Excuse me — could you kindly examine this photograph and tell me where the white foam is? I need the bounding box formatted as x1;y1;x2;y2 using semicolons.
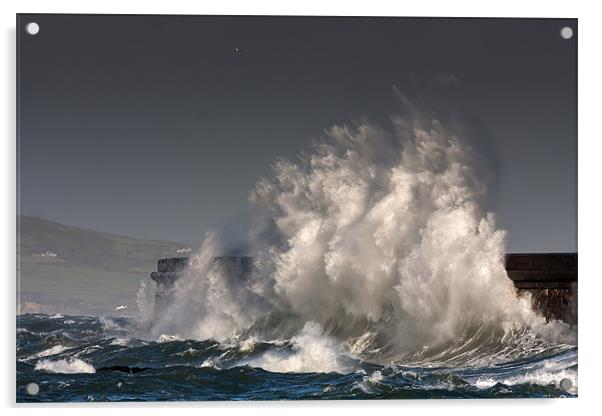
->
200;356;220;368
157;334;181;343
109;337;129;346
250;322;347;374
35;345;67;358
364;370;384;384
239;336;257;353
503;368;575;389
142;96;575;363
473;358;578;391
35;358;96;374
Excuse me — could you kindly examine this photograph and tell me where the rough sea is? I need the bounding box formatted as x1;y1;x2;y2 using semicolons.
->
16;313;577;402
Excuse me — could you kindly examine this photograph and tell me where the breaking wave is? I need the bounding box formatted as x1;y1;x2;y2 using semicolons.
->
245;322;350;374
142;96;575;368
35;358;96;374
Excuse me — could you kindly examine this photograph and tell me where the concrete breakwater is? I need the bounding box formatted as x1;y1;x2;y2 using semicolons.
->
151;253;577;325
505;253;577;325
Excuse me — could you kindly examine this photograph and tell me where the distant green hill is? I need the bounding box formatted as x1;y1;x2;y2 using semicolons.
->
17;216;193;315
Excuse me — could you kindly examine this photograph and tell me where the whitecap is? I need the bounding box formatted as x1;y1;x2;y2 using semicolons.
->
363;370;384;384
35;345;68;358
109;337;129;346
249;322;350;374
35;358;96;374
200;356;221;368
157;334;181;343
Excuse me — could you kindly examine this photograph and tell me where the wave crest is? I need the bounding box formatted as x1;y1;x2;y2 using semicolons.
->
143;97;575;366
35;358;96;374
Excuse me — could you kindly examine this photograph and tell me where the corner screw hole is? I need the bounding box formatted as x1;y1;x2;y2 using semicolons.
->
560;26;573;40
25;22;40;36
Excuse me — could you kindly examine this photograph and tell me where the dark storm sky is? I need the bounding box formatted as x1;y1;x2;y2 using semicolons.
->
17;15;577;252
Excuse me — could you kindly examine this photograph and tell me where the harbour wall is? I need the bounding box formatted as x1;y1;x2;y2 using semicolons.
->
505;253;577;325
151;253;577;325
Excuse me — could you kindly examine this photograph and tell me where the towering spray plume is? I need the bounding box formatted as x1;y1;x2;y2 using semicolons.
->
142;97;574;367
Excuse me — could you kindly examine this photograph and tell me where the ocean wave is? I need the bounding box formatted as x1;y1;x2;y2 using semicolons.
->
17;314;578;400
246;322;351;374
140;97;575;367
34;358;96;374
34;345;68;358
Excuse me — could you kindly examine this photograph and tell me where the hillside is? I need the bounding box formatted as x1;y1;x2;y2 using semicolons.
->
17;216;193;315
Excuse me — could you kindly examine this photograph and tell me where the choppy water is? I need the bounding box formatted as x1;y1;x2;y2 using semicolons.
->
17;313;577;401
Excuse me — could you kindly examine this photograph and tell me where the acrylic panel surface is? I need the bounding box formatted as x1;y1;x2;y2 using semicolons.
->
16;14;577;401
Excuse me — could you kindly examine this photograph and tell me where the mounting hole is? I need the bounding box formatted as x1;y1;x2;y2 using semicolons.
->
25;22;40;36
560;378;573;392
560;26;573;40
25;382;39;395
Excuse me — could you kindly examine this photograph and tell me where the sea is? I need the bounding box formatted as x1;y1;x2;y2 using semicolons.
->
17;313;577;402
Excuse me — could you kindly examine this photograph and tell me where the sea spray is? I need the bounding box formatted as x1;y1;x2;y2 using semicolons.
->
143;97;575;366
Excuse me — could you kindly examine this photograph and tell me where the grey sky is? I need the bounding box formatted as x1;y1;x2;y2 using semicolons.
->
17;15;577;252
